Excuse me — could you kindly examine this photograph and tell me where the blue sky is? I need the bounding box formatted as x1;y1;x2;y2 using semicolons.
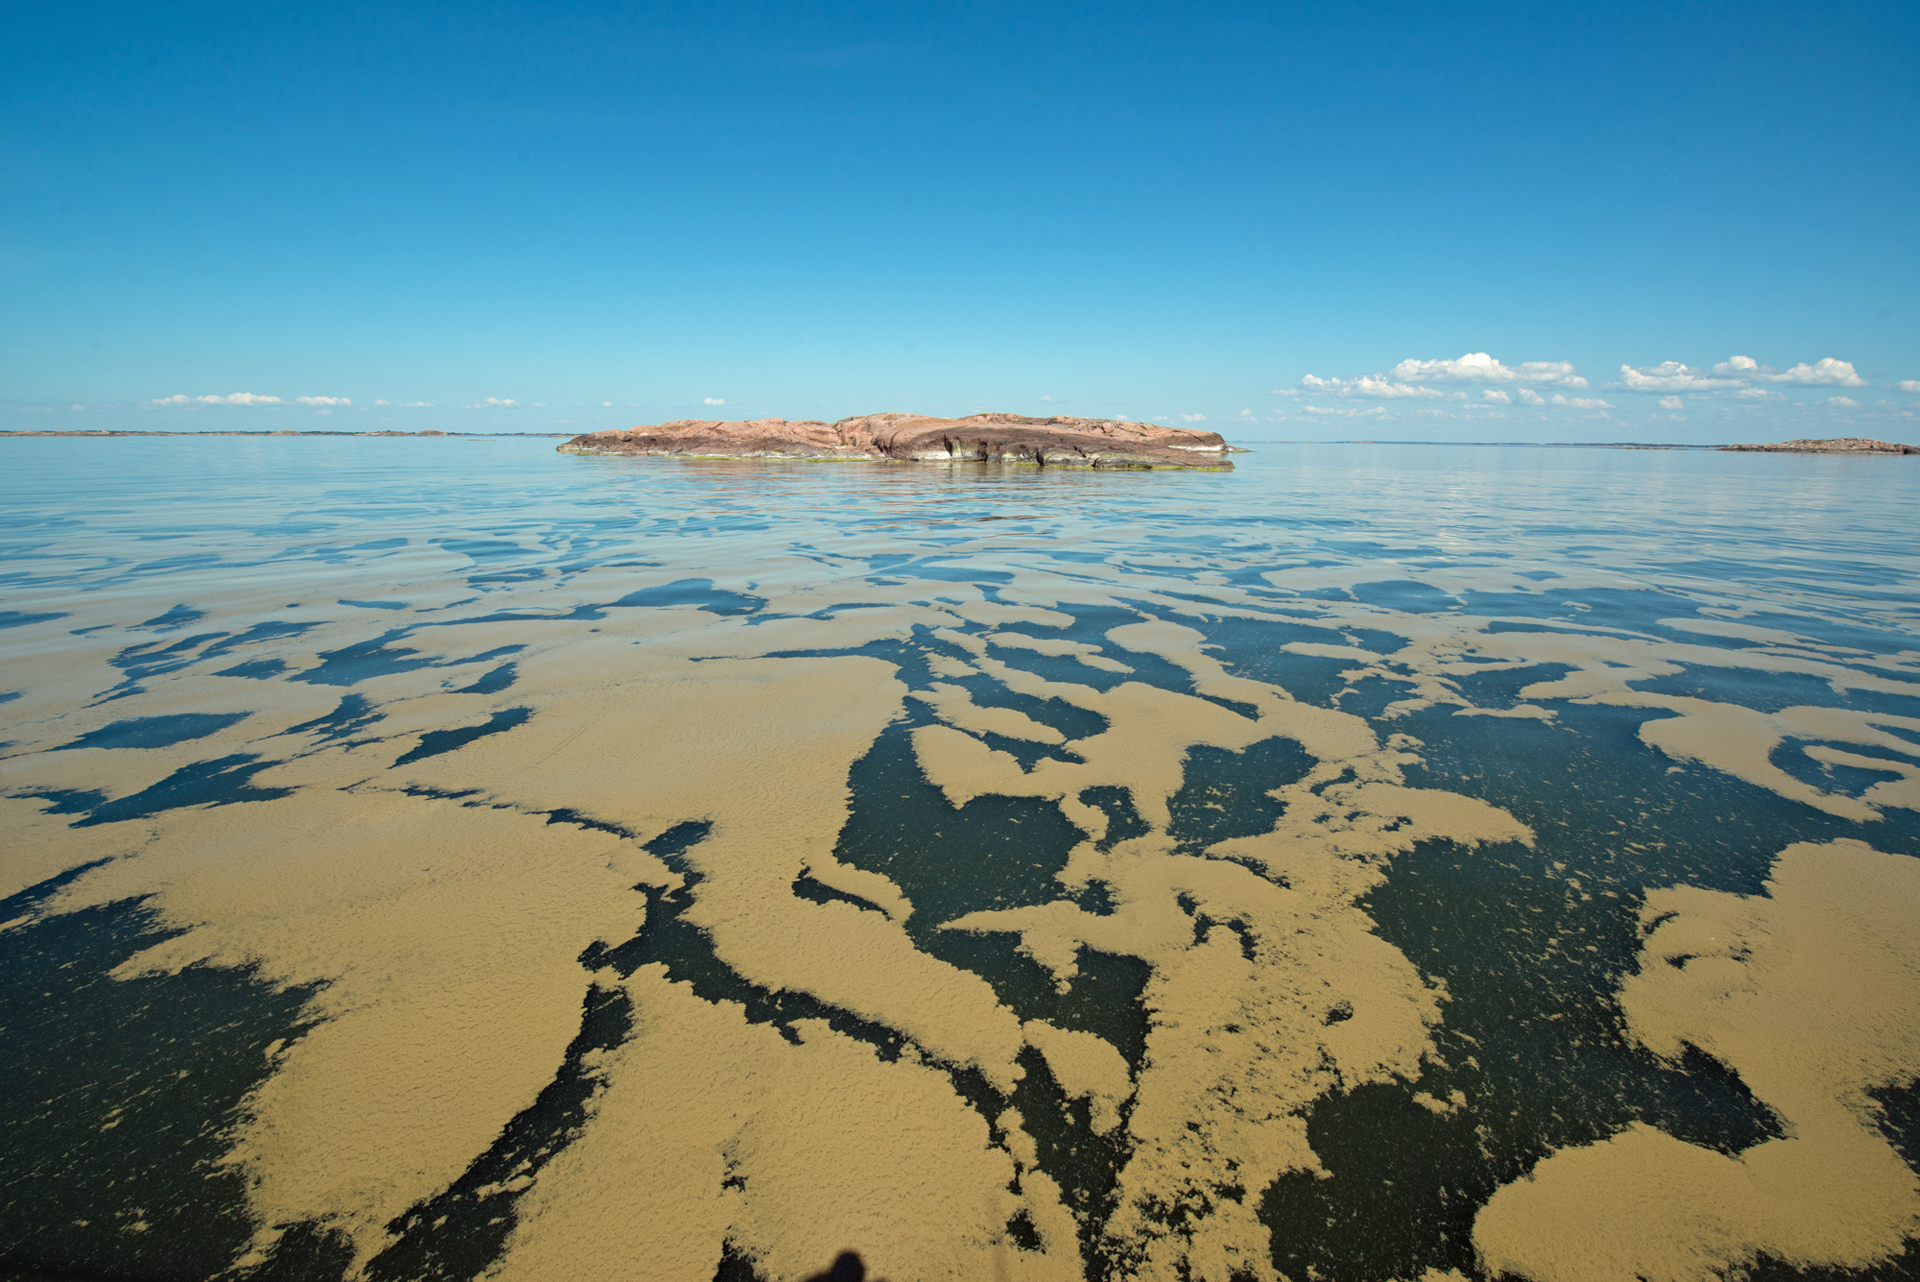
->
4;0;1917;441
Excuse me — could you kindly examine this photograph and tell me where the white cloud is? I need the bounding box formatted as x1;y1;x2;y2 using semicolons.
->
150;394;190;405
703;397;726;406
1286;374;1447;399
1658;396;1684;410
1551;395;1614;409
601;401;613;407
402;401;434;408
187;392;283;405
1716;355;1865;387
1237;409;1255;418
70;404;84;411
1301;405;1387;417
1040;395;1055;403
374;399;391;406
1826;396;1862;408
1772;357;1865;386
465;397;520;408
1516;389;1547;406
1897;380;1920;393
1388;352;1588;388
1623;354;1867;393
1737;387;1781;399
1282;353;1583;402
1481;389;1511;404
1618;361;1740;392
296;395;351;406
1180;412;1208;422
313;409;332;416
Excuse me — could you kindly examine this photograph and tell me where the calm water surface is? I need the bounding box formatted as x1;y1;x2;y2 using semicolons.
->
3;437;1917;1282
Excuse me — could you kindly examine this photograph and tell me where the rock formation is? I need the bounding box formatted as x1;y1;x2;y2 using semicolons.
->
1721;437;1918;454
557;412;1234;469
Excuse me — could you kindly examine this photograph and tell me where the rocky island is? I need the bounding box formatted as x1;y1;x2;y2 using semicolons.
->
557;412;1234;468
1721;437;1918;454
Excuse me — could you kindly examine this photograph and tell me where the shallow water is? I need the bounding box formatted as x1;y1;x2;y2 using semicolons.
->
2;437;1918;1282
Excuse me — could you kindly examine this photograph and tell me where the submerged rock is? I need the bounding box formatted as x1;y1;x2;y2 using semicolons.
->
1721;437;1919;454
557;412;1235;468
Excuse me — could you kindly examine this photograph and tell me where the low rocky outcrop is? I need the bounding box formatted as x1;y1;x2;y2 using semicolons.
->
557;412;1234;469
1721;437;1918;454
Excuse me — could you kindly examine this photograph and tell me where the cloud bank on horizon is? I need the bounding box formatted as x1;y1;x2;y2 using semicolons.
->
1618;356;1868;392
1266;351;1913;431
1280;352;1867;401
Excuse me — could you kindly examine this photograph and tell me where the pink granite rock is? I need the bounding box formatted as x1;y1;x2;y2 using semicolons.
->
558;412;1235;469
1721;437;1918;454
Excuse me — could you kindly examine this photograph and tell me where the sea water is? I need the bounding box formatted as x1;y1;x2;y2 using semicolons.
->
2;436;1917;1282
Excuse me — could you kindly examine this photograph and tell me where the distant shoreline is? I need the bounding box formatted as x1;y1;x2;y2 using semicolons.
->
0;429;574;438
1241;438;1919;453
